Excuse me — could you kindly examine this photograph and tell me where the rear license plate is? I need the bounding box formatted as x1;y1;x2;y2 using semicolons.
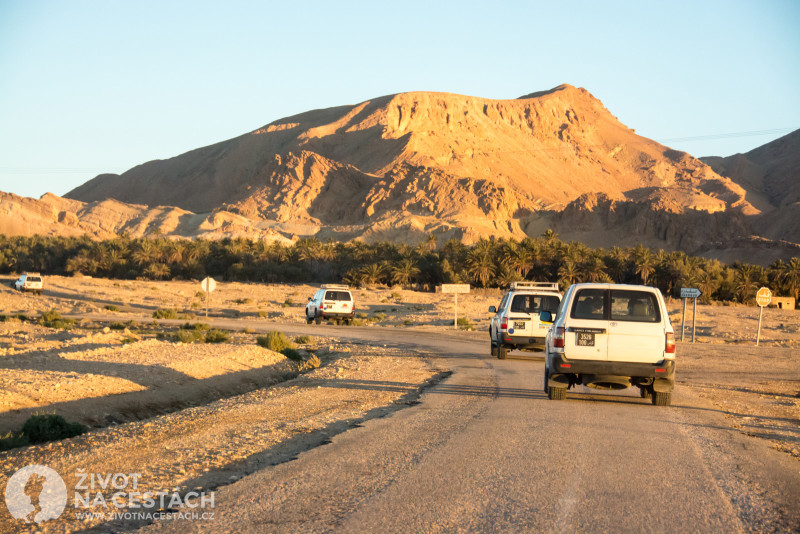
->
576;332;595;346
514;321;526;330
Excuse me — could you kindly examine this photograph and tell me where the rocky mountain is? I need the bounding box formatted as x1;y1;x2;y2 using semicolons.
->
2;85;797;263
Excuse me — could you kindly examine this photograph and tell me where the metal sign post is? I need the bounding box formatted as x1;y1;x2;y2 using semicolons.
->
441;284;471;329
200;277;217;318
755;287;772;346
680;288;701;343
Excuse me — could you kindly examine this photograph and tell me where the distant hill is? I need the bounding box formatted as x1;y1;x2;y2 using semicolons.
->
1;85;797;264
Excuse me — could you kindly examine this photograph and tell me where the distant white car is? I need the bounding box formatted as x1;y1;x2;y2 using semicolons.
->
306;285;355;325
488;282;562;359
14;273;44;294
543;283;676;406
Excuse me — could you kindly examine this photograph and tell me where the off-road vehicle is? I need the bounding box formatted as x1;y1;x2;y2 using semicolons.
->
542;283;676;406
14;273;44;294
489;282;561;359
306;285;355;325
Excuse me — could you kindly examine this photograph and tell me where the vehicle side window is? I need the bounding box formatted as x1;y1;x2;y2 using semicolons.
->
610;290;660;323
571;289;606;320
498;294;509;312
540;295;560;313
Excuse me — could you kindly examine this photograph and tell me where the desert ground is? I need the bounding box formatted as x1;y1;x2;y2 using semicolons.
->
0;275;798;532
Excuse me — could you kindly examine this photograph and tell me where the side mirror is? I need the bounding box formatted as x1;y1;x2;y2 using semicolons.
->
540;311;553;323
488;306;497;313
307;297;312;301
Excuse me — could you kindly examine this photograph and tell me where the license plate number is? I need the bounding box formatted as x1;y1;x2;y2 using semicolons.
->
577;332;595;346
514;321;526;330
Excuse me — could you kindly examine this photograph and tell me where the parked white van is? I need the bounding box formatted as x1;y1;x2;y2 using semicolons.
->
542;283;676;406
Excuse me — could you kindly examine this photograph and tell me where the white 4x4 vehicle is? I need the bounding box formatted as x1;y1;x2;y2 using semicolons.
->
489;282;562;359
306;285;355;325
542;283;676;406
14;273;44;294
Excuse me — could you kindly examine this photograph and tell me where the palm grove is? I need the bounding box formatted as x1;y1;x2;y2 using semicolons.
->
1;233;798;305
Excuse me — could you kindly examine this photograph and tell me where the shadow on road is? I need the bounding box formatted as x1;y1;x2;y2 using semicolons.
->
318;378;546;400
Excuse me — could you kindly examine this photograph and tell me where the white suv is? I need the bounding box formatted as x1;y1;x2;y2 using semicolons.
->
542;283;676;406
14;273;44;294
489;282;562;359
306;285;355;325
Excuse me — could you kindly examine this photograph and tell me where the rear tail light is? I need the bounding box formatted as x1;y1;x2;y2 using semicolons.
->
553;326;565;348
500;316;508;330
665;332;676;354
320;304;325;311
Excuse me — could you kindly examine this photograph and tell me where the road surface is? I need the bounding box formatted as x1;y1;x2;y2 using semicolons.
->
128;320;800;533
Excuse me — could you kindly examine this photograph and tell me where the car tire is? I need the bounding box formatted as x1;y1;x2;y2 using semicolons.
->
306;313;313;325
314;314;322;325
498;346;508;360
490;340;497;358
548;386;566;400
639;387;652;400
652;391;671;406
543;367;549;394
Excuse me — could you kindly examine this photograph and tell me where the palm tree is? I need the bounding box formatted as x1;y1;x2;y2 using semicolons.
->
558;259;579;288
735;264;758;303
391;258;421;287
465;248;496;288
778;257;800;303
359;263;386;286
633;246;655;286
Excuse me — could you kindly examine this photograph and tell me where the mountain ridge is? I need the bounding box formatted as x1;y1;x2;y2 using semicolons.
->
1;85;796;264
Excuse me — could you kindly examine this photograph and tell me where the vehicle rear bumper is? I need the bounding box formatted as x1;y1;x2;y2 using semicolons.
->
549;353;675;379
321;311;355;319
503;334;547;349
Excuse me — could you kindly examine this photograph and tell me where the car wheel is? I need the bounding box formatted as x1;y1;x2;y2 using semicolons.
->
498;346;508;360
548;386;566;400
652;391;671;406
639;387;652;400
543;366;550;394
306;313;314;325
314;314;322;325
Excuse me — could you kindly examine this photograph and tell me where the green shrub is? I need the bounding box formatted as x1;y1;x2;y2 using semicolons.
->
104;305;120;312
281;347;302;361
284;298;294;305
204;329;229;343
457;317;474;330
181;322;210;331
357;312;368;319
404;319;412;326
391;292;401;300
173;329;203;343
0;431;29;451
195;291;205;298
153;308;178;319
370;312;387;322
109;322;127;330
257;310;269;318
351;318;366;327
40;310;75;330
294;335;313;344
257;331;296;352
235;298;252;305
21;414;85;444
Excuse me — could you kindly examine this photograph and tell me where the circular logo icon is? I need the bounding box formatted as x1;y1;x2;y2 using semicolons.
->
4;465;67;524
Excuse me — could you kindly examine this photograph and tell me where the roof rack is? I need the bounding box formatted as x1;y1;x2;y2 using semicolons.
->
509;281;559;291
321;284;350;290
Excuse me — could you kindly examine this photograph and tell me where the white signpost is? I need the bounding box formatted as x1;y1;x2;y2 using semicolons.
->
679;287;702;343
755;287;772;346
200;277;217;318
441;284;470;329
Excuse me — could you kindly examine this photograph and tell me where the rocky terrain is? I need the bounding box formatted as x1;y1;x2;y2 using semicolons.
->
0;85;797;261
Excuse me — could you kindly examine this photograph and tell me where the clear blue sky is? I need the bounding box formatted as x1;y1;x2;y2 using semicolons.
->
1;0;798;199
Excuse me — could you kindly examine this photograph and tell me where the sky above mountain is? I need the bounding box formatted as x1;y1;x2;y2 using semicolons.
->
0;0;798;199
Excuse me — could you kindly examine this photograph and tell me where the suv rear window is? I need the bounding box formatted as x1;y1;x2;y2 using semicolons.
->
324;291;351;301
510;294;560;314
610;290;660;323
571;288;606;319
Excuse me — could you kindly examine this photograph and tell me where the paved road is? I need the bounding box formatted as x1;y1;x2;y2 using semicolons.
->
125;320;800;533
